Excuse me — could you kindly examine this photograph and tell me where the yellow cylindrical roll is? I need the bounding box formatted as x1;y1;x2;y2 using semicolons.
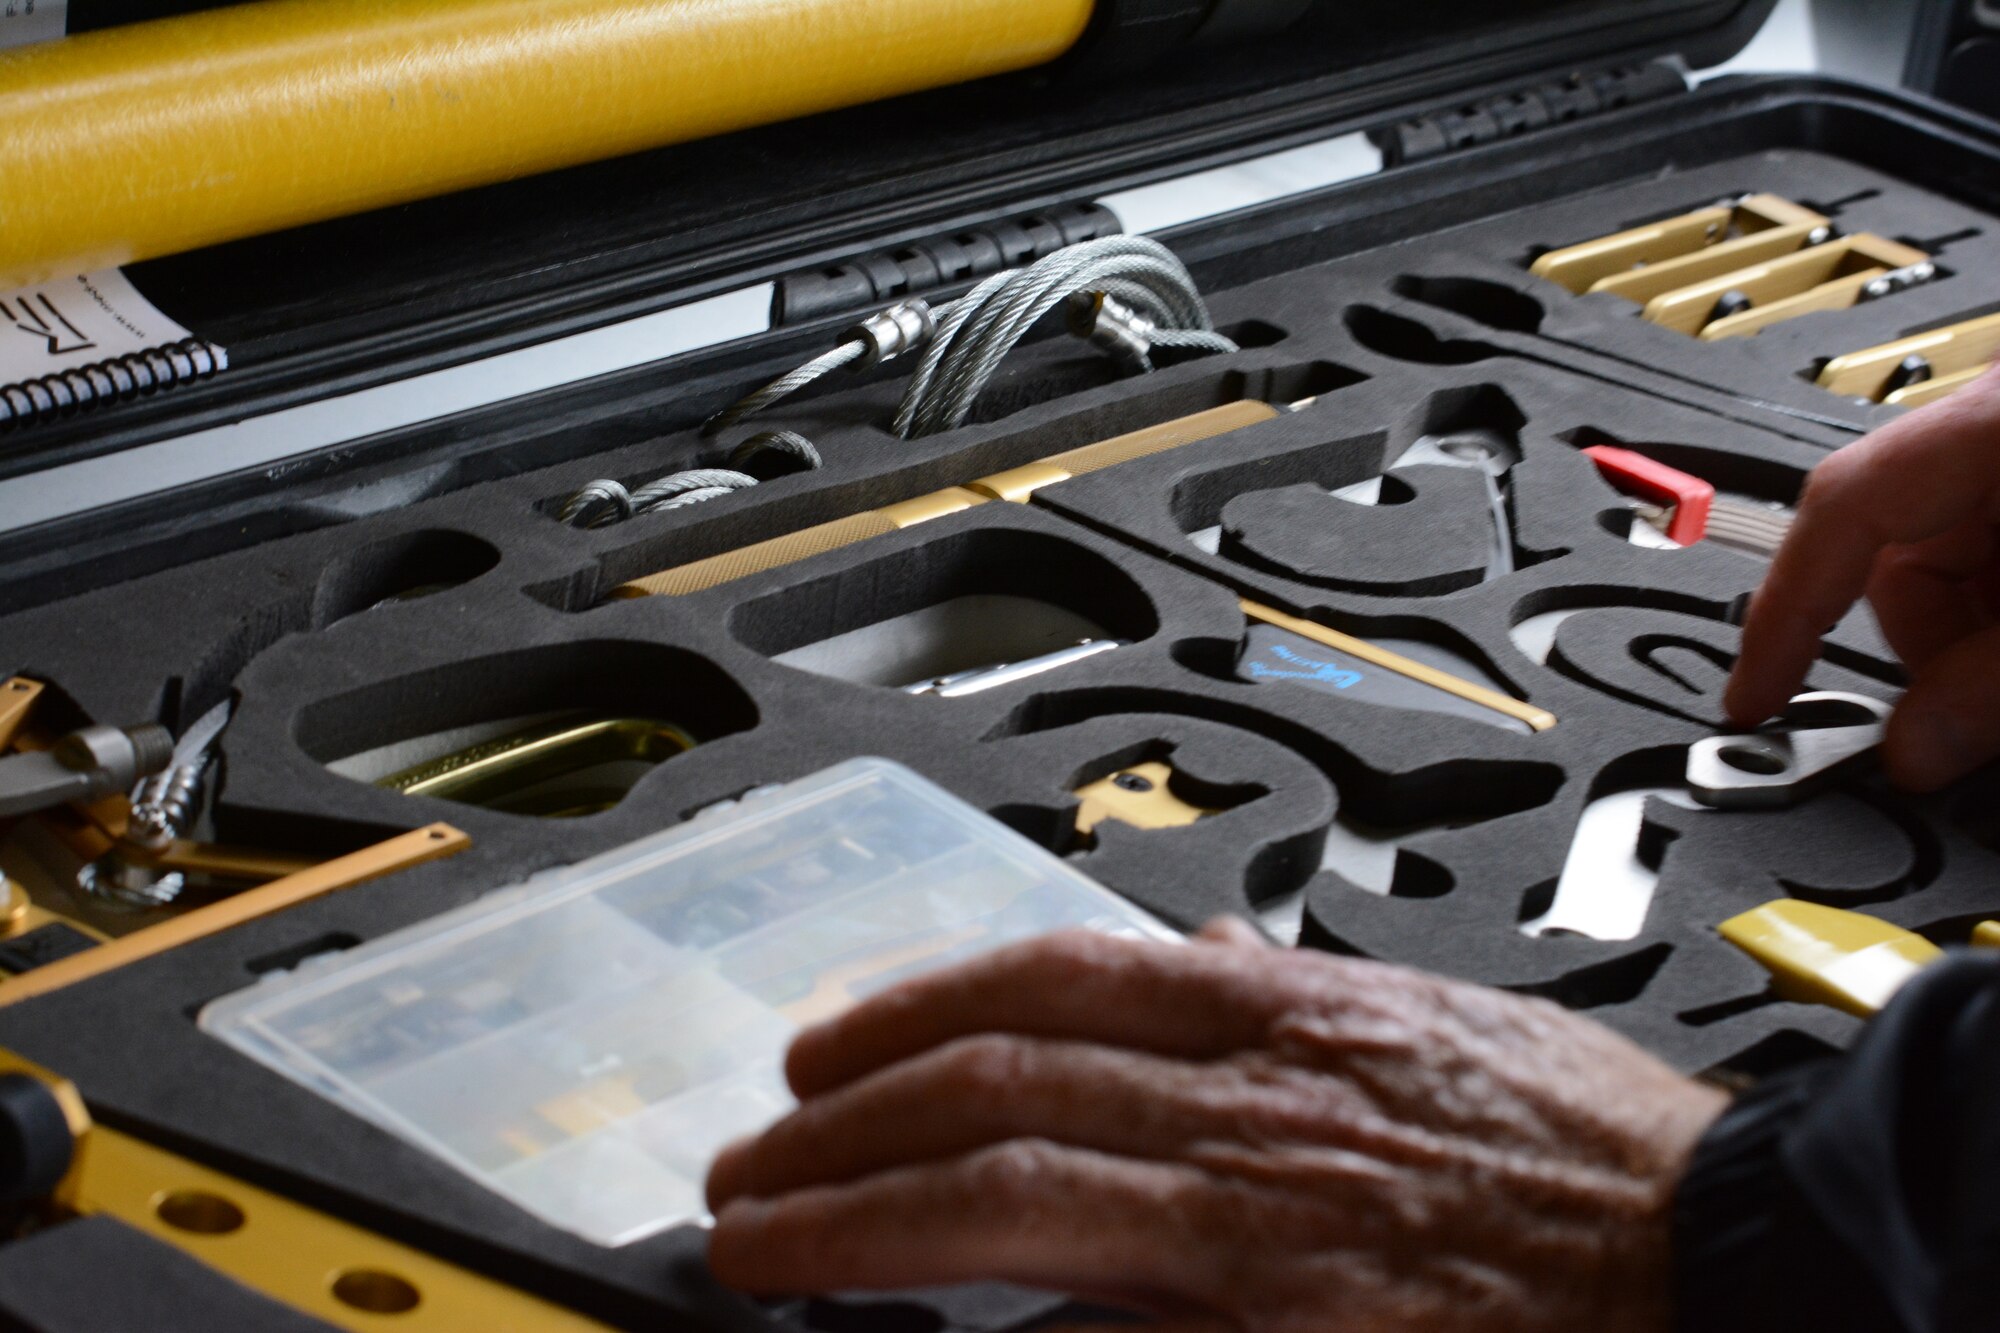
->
0;0;1098;287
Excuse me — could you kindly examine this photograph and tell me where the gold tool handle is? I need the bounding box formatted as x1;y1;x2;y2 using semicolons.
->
1242;600;1558;733
967;399;1283;502
0;824;470;1008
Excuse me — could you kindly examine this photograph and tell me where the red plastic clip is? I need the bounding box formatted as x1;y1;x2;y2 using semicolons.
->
1583;445;1714;546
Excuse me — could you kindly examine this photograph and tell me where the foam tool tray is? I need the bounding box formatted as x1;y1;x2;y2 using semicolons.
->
6;8;2000;1333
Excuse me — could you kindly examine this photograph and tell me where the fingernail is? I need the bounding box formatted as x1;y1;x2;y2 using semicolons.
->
1891;708;1974;791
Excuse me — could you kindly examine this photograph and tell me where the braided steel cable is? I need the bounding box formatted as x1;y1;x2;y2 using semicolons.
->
703;236;1236;444
559;430;822;529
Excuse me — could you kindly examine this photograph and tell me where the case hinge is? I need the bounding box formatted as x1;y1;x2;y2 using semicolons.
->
1372;60;1688;167
771;202;1124;327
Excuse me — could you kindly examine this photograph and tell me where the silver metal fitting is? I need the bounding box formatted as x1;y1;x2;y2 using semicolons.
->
1067;292;1156;368
843;299;938;370
1861;261;1939;304
77;854;185;911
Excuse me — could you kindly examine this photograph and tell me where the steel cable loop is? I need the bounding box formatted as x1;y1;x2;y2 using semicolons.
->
559;430;825;529
730;428;822;474
701;341;866;436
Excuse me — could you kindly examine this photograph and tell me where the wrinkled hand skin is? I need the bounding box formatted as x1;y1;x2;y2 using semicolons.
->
1726;363;2000;790
707;921;1729;1332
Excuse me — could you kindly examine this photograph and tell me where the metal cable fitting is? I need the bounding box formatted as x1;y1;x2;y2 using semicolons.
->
705;236;1237;443
843;300;939;370
1068;291;1157;370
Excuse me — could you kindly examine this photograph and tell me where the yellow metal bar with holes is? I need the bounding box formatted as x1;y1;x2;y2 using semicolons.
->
1241;600;1557;733
0;824;470;1008
0;1051;611;1332
617;400;1285;598
1817;311;2000;402
1530;194;1828;295
0;0;1097;286
80;1129;613;1332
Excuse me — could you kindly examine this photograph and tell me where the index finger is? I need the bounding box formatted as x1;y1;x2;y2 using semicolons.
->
781;929;1344;1099
1726;366;2000;726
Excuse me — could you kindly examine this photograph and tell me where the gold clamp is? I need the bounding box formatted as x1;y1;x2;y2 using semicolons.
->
1531;194;1935;340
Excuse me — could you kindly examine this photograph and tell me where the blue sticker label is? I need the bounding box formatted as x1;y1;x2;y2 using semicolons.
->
1242;639;1364;690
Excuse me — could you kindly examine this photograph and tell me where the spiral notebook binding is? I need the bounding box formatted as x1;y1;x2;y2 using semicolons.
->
0;337;230;429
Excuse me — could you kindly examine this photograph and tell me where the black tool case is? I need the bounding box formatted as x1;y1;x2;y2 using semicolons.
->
5;1;2000;1328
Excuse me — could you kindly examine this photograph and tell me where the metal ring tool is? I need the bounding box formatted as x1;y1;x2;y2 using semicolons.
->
1687;691;1892;810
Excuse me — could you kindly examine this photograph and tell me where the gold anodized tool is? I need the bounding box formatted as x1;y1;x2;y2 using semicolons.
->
1241;600;1557;733
1817;311;2000;406
613;399;1284;598
0;1048;613;1331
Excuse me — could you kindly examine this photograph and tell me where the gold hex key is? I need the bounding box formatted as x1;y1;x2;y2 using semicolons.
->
1816;310;2000;406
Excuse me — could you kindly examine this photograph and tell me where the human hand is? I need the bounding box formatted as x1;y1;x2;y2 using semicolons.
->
706;921;1728;1332
1725;364;2000;790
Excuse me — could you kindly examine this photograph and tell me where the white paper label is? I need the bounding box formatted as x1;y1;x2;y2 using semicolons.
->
0;269;193;383
0;0;65;49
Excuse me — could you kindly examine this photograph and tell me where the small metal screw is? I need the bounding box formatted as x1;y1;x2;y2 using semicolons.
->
1112;772;1154;793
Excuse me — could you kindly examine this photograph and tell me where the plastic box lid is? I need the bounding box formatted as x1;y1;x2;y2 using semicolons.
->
200;758;1175;1246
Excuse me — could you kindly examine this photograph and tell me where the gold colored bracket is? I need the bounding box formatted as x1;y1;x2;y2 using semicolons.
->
0;1050;612;1331
1241;600;1556;733
1073;761;1218;838
0;824;470;1008
1530;194;1829;296
0;679;44;751
1816;311;2000;404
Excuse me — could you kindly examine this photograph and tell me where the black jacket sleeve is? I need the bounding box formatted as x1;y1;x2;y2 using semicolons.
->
1673;951;2000;1333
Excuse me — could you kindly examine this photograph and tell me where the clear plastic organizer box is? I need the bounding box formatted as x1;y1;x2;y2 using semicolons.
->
200;758;1176;1245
